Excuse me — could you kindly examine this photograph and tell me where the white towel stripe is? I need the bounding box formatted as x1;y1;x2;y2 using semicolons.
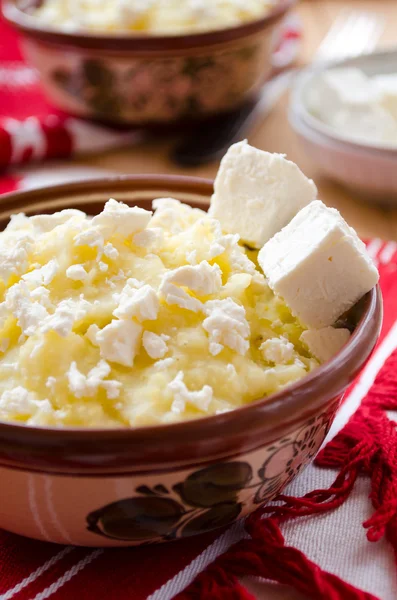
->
0;547;73;600
379;241;397;265
29;550;103;600
148;520;246;600
366;238;383;260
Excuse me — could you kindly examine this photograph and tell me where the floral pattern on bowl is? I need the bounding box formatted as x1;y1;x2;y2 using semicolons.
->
85;408;334;544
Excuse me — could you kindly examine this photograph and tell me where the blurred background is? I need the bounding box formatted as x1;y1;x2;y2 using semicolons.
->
1;0;397;242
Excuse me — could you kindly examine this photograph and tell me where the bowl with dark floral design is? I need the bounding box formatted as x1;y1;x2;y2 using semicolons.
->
3;0;296;125
0;175;382;547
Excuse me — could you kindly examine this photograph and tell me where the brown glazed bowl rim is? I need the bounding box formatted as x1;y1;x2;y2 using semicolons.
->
0;175;382;475
3;0;296;51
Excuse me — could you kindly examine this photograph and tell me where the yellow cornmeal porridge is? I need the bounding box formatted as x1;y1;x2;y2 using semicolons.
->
32;0;276;35
0;198;317;428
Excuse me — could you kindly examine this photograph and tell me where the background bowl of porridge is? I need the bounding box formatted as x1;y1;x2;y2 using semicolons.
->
2;0;296;125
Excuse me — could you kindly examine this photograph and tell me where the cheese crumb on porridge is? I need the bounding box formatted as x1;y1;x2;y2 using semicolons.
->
0;143;378;428
0;195;318;427
32;0;277;35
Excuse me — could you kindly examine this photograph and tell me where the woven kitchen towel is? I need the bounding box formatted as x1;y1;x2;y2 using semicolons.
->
0;12;301;171
0;168;397;599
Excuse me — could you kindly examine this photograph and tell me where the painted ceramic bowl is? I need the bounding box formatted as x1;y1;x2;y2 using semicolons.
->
3;0;295;126
0;176;382;547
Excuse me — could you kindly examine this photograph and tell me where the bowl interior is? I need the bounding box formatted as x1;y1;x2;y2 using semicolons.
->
291;48;397;153
0;176;382;474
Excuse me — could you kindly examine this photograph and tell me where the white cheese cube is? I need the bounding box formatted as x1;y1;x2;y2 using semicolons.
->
300;327;350;363
209;141;317;248
258;200;379;328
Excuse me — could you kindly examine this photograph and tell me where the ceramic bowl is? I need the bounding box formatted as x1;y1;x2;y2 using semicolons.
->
289;50;397;205
3;0;295;126
0;175;382;547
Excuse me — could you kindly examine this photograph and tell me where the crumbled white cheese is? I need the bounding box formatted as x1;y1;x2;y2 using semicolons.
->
98;261;108;273
142;331;169;359
30;285;52;308
0;234;33;284
207;219;240;259
209;141;317;248
186;250;198;265
133;227;164;248
117;0;155;26
161;284;202;312
160;261;222;312
250;272;269;294
5;281;49;337
260;336;294;364
33;0;274;35
153;357;175;370
46;376;57;393
166;261;222;294
0;387;52;416
152;198;200;234
5;213;31;232
41;298;90;337
86;323;100;345
29;209;86;234
30;340;44;358
23;259;59;286
168;371;213;413
300;327;351;363
226;363;236;376
209;233;239;258
92;198;152;238
107;269;126;291
113;281;159;322
74;226;104;252
67;360;121;399
203;298;250;356
66;264;88;281
104;242;119;260
94;319;143;367
258;200;379;328
206;218;256;275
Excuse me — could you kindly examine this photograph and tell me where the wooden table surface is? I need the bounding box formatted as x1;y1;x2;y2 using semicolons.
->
74;0;397;242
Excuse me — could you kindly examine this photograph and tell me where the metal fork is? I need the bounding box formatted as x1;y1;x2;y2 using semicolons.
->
173;10;385;166
316;9;385;62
